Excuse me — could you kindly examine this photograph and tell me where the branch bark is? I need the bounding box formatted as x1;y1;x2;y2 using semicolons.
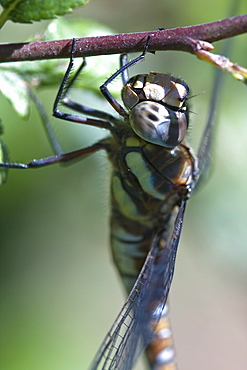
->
0;15;246;63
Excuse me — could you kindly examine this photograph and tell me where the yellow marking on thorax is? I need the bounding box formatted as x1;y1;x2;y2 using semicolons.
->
112;174;145;221
125;151;165;200
125;136;142;147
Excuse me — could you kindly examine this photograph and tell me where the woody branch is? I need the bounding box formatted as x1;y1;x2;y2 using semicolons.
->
0;14;246;63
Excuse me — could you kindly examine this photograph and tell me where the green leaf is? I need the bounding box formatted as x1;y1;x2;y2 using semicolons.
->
0;0;89;25
0;70;30;118
44;17;114;40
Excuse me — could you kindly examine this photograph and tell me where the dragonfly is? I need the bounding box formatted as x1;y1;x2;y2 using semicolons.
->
0;36;220;369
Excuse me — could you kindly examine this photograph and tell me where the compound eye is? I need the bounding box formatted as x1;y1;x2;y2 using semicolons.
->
129;101;188;148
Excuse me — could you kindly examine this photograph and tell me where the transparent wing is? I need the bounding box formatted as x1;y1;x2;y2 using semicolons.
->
90;199;187;370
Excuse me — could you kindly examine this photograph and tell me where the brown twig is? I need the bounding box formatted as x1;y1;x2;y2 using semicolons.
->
0;15;246;63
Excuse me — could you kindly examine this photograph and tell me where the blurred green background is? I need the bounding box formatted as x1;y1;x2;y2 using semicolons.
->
0;1;247;369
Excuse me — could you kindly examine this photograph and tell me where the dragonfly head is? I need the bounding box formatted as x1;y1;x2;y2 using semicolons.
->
121;72;189;148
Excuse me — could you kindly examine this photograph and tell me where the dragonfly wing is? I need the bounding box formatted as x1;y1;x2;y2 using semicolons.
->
89;198;187;370
89;233;159;370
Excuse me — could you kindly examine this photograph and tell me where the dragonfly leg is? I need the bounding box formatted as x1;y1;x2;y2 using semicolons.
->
193;76;220;191
53;38;115;130
28;89;63;156
195;38;231;192
0;142;105;169
100;34;153;117
119;53;129;85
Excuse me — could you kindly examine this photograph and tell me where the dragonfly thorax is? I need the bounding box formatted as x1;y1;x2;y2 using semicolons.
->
122;72;189;148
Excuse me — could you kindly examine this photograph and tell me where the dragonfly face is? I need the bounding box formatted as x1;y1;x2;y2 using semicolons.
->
122;73;189;148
